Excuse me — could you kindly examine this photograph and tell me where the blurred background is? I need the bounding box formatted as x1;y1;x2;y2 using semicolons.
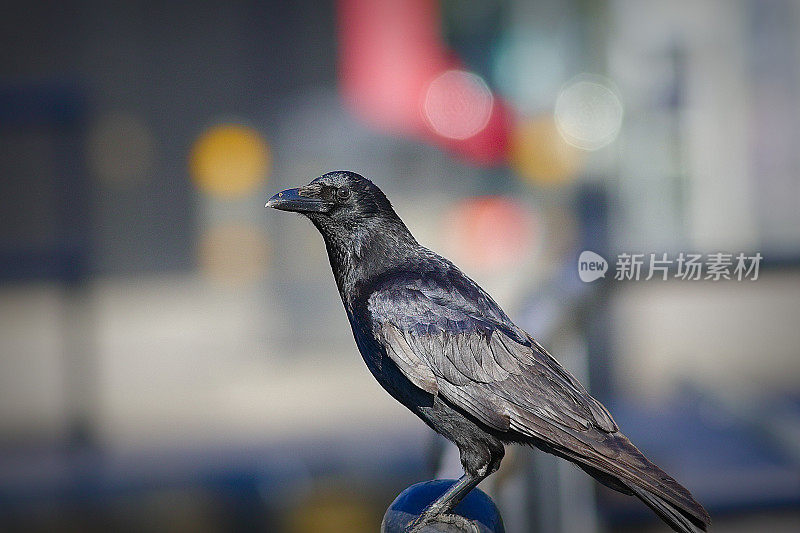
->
1;0;799;531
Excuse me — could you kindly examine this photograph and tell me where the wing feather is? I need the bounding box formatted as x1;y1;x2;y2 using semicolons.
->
367;275;618;440
380;323;438;394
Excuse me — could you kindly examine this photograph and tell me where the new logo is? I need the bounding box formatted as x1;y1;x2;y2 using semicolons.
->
578;250;608;282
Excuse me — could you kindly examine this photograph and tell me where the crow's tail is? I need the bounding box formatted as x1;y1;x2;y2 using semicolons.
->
626;482;708;533
544;430;711;533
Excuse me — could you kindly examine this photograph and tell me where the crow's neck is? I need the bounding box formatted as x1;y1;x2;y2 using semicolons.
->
314;216;419;307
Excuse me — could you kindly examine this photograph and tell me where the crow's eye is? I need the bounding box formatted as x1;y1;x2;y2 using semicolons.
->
336;186;351;201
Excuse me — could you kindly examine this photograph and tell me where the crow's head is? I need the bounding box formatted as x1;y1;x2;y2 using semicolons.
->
266;171;397;225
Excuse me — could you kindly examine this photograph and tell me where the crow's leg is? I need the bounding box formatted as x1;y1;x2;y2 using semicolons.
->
407;472;485;532
423;471;483;516
408;397;505;531
407;466;498;532
408;439;504;531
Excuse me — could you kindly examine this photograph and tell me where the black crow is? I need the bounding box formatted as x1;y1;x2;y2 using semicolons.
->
266;171;710;533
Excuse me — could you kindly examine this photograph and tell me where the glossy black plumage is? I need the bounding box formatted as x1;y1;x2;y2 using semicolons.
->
267;171;711;532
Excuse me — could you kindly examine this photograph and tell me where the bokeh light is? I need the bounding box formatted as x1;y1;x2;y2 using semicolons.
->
509;116;583;186
198;224;269;286
284;486;376;533
423;70;494;140
189;123;270;197
554;75;623;151
337;0;451;135
88;112;155;188
444;196;536;272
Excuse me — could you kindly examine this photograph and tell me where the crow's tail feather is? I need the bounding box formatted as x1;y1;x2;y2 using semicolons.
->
626;482;708;533
531;430;711;533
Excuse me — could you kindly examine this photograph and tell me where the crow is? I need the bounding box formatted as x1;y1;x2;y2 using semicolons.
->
266;171;711;533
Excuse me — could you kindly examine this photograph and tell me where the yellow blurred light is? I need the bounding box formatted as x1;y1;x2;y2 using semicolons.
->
285;486;376;533
509;116;583;186
190;123;270;197
198;224;269;285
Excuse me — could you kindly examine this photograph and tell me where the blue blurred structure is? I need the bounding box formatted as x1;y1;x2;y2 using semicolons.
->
382;479;504;533
0;83;90;281
0;82;97;449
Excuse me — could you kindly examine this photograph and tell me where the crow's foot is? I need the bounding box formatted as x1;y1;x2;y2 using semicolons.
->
407;511;479;532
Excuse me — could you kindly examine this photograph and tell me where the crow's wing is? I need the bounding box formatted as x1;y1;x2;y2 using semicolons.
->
367;269;711;529
366;270;618;436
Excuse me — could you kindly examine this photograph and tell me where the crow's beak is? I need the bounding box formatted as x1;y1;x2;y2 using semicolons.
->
265;187;331;213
